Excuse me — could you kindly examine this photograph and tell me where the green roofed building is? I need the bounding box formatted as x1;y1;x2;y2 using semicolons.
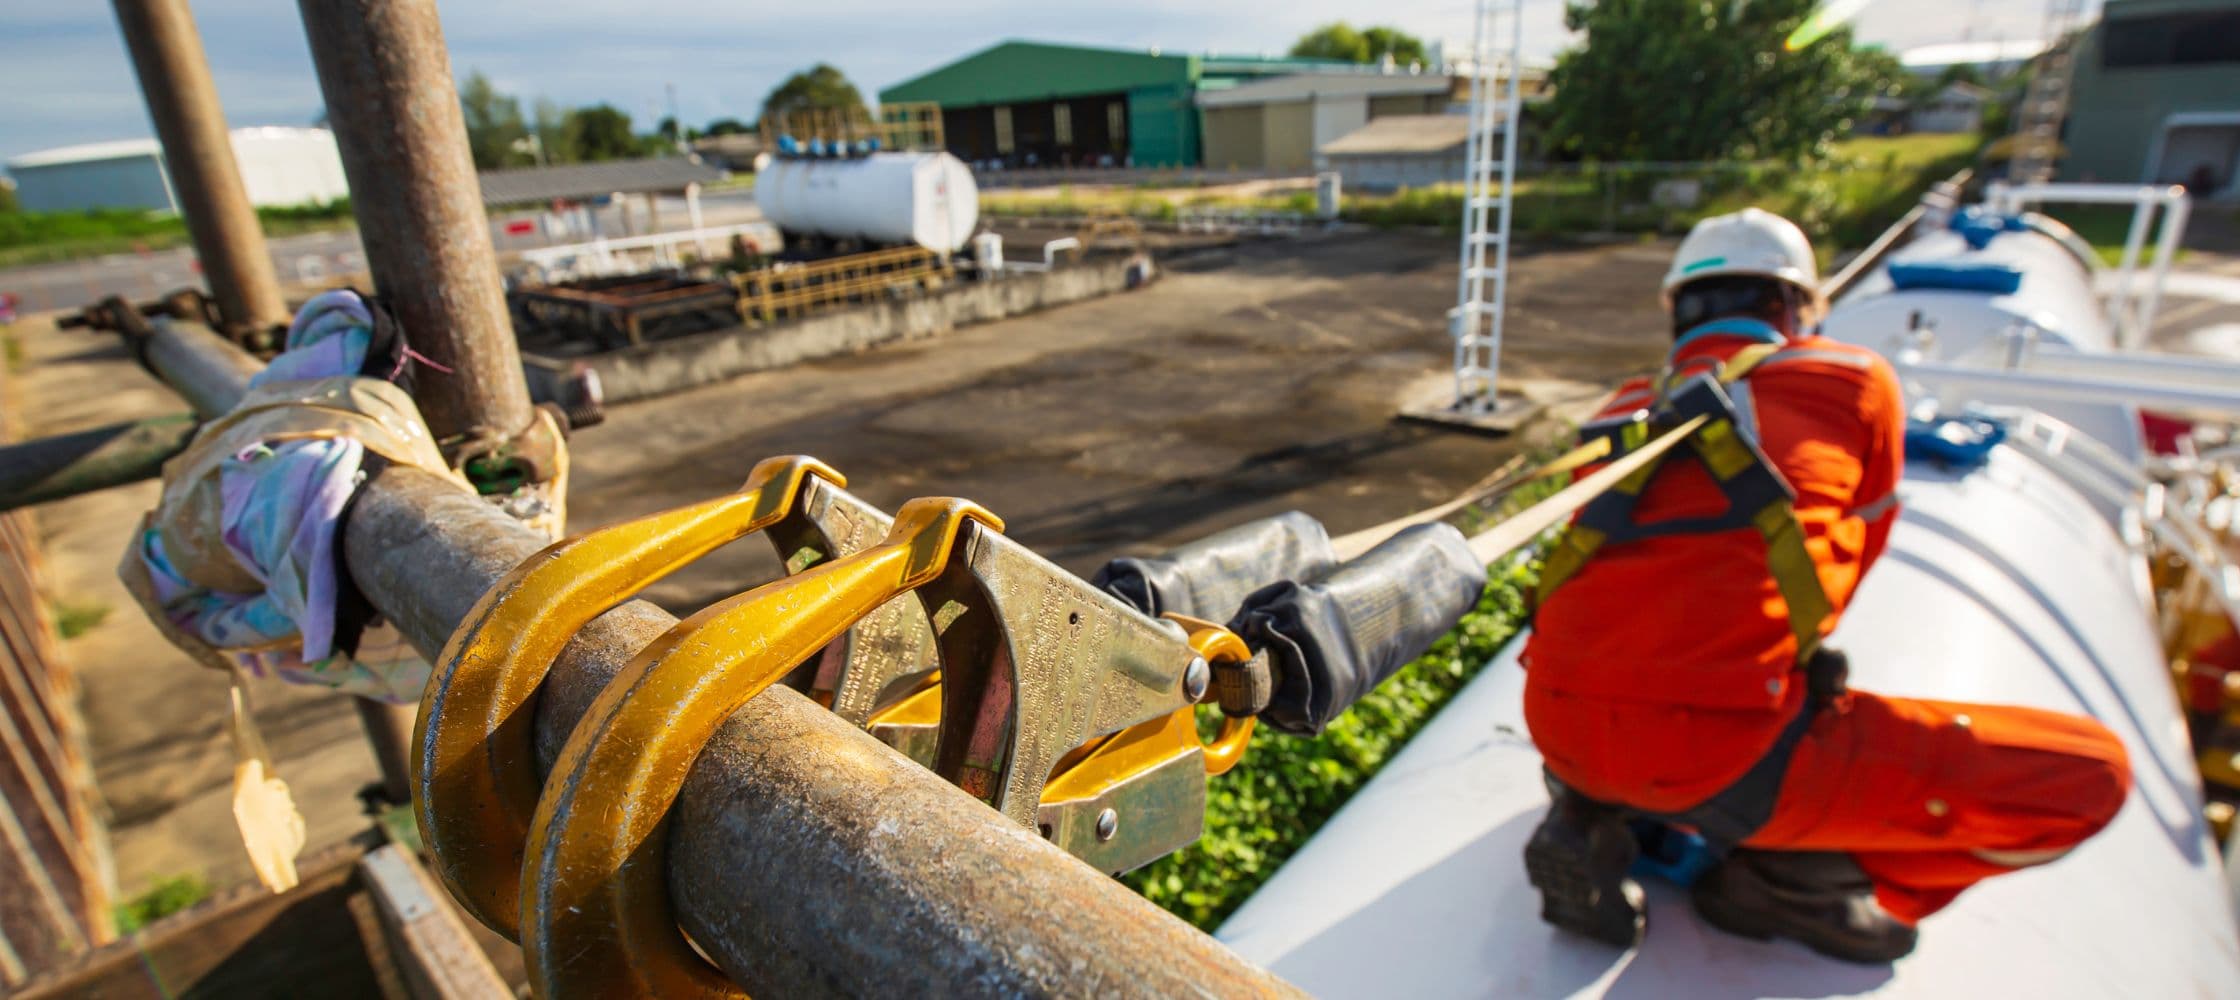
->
878;40;1358;168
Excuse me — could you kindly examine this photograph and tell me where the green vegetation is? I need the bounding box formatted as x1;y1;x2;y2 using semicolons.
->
50;596;112;639
761;63;869;128
980;135;1983;258
0;199;356;270
1125;557;1538;929
113;873;211;933
2;330;23;374
1546;0;1907;165
2049;204;2194;267
1290;23;1429;66
459;71;690;170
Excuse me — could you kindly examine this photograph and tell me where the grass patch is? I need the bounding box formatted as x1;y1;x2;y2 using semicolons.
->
51;596;111;639
113;873;211;933
0;199;356;269
2050;203;2192;267
1123;557;1539;929
2;330;22;374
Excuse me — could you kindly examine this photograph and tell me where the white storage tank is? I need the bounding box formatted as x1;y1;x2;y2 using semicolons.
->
755;152;978;254
1822;212;2145;462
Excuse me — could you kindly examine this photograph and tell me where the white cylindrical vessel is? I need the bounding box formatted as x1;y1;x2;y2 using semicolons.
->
1218;444;2236;997
754;152;979;253
1824;215;2145;462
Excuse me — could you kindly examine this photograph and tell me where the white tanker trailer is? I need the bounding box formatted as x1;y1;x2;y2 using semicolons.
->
1217;186;2240;996
754;151;979;254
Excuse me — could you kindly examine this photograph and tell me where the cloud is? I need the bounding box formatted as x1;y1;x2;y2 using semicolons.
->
1;0;2092;163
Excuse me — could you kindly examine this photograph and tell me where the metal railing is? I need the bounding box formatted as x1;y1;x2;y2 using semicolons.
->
517;223;772;284
732;245;951;323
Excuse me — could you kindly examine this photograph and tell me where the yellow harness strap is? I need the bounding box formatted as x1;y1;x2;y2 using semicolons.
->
1535;342;1832;662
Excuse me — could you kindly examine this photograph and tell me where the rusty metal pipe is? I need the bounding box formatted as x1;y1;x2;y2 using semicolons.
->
143;320;263;418
345;468;1301;997
111;0;290;336
294;0;535;448
0;414;196;512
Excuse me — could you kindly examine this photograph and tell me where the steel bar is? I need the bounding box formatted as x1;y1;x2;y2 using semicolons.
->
144;321;262;418
1900;357;2240;417
0;415;196;512
111;0;290;335
295;0;535;449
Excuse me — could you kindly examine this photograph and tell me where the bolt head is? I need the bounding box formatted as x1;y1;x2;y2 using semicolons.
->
1183;657;1210;702
1095;808;1118;842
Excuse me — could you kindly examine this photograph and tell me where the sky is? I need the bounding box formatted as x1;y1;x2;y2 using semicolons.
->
0;0;2092;165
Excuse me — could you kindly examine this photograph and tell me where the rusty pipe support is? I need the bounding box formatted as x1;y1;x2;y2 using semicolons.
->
143;319;263;418
111;0;291;337
345;470;1301;997
0;414;197;512
295;0;536;452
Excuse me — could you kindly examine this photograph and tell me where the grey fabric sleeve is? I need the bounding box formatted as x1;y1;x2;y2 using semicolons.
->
1229;523;1486;736
1091;511;1337;621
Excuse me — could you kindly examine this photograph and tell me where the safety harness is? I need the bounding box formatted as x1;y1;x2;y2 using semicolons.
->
1535;339;1834;665
1533;332;1852;847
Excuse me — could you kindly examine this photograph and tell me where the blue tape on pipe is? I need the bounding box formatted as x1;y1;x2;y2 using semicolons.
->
1887;260;2025;295
1905;414;2006;469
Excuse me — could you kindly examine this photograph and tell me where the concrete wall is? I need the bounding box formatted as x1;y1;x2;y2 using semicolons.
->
1330;149;1468;192
531;255;1146;405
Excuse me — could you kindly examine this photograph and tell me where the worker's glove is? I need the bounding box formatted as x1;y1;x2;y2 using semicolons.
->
1805;646;1850;708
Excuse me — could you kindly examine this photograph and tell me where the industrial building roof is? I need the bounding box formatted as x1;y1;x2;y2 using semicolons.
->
477;157;726;207
5;127;335;170
1195;72;1454;108
877;40;1344;108
1318;114;1474;156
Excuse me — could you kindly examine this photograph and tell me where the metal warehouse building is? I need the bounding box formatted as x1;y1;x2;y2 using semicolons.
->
2063;0;2240;196
5;126;349;213
1196;72;1456;173
877;41;1355;168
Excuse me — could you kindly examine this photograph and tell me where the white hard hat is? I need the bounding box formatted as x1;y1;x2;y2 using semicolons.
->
1661;207;1826;316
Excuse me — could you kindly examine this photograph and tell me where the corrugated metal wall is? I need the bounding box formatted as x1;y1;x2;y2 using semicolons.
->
0;394;115;988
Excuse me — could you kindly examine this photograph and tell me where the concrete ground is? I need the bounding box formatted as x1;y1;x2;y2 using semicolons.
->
6;228;1672;898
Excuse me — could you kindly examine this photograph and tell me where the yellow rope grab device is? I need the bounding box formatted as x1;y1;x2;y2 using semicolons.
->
414;456;1253;998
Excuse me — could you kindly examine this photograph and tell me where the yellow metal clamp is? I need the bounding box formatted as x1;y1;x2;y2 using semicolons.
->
520;498;1000;999
516;496;1267;996
414;455;944;938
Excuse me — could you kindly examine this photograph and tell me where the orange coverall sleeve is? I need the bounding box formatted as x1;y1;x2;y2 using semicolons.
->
1854;353;1907;576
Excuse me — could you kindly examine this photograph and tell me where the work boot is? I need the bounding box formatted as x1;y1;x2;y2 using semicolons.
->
1690;849;1918;964
1523;782;1646;948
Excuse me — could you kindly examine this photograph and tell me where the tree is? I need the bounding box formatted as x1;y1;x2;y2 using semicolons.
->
533;98;571;165
704;118;752;136
1544;0;1896;164
1291;22;1370;62
1289;23;1427;65
1361;26;1427;66
759;64;867;128
559;104;641;162
459;71;530;169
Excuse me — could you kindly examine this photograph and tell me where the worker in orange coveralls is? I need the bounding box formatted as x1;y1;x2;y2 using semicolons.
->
1519;208;2133;963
